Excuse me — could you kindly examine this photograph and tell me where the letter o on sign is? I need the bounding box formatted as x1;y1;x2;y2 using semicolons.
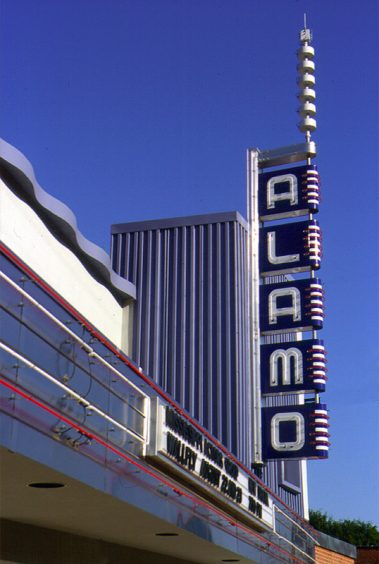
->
271;412;305;451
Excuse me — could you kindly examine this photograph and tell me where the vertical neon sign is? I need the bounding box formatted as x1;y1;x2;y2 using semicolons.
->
249;19;329;463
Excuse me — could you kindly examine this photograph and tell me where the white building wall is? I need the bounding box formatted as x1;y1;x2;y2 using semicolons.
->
1;180;130;351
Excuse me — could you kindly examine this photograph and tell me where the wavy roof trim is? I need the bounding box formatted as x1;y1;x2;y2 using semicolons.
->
0;138;136;303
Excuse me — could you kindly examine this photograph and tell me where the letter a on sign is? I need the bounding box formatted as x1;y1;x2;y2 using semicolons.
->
260;278;324;334
269;287;301;324
258;164;319;220
267;174;298;209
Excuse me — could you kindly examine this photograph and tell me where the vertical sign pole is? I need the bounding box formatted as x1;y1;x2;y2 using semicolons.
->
247;148;262;464
300;20;321;405
307;149;320;402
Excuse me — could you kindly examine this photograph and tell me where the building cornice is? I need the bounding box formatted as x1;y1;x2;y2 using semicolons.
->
0;138;136;303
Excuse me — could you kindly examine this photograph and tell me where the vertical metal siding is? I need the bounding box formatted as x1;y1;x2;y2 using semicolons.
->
112;217;250;462
112;220;303;514
112;218;305;516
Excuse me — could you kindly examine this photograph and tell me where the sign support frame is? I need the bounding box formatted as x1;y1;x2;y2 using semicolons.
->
247;148;263;465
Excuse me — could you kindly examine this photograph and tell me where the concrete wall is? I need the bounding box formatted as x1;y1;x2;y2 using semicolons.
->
1;180;131;352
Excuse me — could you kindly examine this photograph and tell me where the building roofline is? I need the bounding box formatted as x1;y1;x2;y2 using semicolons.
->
316;531;357;558
0;138;136;303
111;211;249;234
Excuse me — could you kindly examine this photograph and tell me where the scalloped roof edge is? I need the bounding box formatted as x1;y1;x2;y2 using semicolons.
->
0;138;136;303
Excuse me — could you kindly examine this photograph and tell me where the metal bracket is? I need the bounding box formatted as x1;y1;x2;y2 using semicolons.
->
252;142;317;169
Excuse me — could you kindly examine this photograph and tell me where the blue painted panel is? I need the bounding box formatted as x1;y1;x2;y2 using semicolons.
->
262;403;329;460
259;220;321;276
258;165;319;220
261;339;326;395
260;278;324;334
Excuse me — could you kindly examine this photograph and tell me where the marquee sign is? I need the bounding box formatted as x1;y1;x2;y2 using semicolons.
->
262;403;329;460
258;164;320;221
260;339;326;395
250;25;329;465
259;219;322;276
255;160;328;460
147;401;274;530
259;277;324;334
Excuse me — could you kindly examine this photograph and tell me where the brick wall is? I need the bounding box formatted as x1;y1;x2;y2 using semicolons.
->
315;545;355;564
356;547;379;563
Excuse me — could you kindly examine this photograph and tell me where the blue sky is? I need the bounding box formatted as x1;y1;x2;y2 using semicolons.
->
1;0;378;525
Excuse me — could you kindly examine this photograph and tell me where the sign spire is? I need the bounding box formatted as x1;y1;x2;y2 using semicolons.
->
297;14;316;145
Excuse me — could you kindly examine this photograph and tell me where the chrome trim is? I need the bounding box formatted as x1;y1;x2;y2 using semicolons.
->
253;142;317;168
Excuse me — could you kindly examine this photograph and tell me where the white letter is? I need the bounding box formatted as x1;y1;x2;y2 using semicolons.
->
267;231;300;265
267;174;298;209
268;287;301;325
270;348;303;386
271;412;305;451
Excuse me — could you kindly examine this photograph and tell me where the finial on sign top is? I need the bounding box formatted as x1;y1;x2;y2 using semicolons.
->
297;14;316;140
300;13;312;44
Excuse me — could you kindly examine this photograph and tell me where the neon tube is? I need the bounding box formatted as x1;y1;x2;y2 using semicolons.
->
0;343;145;446
0;271;149;401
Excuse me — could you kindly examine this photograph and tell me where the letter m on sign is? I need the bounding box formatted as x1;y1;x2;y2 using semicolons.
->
260;340;326;395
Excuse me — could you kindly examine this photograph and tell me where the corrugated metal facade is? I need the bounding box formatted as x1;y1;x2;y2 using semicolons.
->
112;212;251;461
111;212;305;515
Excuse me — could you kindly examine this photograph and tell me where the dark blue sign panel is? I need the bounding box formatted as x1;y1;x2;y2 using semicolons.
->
260;278;324;335
262;403;329;460
259;219;321;276
258;164;319;221
260;339;326;395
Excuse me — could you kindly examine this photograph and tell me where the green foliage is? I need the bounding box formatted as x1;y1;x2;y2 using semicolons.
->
309;510;379;547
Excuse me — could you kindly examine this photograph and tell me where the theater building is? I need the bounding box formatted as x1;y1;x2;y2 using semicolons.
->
0;23;335;564
0;136;319;564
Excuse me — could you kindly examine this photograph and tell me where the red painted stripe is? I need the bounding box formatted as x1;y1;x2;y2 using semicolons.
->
0;377;299;563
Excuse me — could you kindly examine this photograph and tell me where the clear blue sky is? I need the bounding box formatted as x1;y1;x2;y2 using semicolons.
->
1;0;378;525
